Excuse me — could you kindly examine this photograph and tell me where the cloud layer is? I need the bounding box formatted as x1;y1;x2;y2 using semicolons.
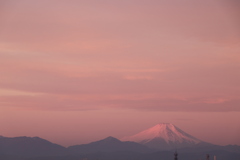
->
0;0;240;112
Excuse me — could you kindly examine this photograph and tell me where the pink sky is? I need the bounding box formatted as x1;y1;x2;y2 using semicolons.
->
0;0;240;146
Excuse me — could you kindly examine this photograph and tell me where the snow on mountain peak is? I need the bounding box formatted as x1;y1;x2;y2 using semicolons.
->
121;123;201;144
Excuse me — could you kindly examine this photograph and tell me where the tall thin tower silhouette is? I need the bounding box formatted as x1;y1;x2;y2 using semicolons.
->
206;154;210;160
174;151;178;160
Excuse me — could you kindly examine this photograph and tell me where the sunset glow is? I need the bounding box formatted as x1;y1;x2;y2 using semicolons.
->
0;0;239;147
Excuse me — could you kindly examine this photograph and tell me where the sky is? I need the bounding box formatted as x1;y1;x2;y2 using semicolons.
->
0;0;240;147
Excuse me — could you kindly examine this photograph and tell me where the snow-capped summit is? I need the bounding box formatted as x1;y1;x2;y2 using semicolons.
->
121;123;202;150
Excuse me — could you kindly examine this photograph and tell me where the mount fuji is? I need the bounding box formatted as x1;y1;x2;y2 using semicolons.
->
121;123;204;150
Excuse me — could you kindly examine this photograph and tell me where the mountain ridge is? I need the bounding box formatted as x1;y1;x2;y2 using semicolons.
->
0;124;239;160
68;136;152;154
121;123;203;150
0;136;66;157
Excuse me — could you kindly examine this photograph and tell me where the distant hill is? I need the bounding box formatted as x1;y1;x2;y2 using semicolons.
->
0;124;240;160
0;136;66;157
68;136;152;154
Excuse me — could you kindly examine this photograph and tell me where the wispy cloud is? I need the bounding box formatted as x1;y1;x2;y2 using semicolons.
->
0;0;239;113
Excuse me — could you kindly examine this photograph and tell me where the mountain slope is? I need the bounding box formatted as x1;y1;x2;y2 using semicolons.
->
0;136;66;157
68;136;152;154
121;123;203;150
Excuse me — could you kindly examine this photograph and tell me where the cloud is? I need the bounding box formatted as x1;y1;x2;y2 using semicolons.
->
0;0;239;112
0;51;239;112
1;93;239;112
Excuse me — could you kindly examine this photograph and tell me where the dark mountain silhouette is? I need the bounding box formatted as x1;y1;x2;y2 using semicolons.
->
221;145;240;153
0;124;240;160
0;136;66;157
68;136;152;154
178;142;240;155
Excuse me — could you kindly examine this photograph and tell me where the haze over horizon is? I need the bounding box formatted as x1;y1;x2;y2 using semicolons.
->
0;0;240;147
